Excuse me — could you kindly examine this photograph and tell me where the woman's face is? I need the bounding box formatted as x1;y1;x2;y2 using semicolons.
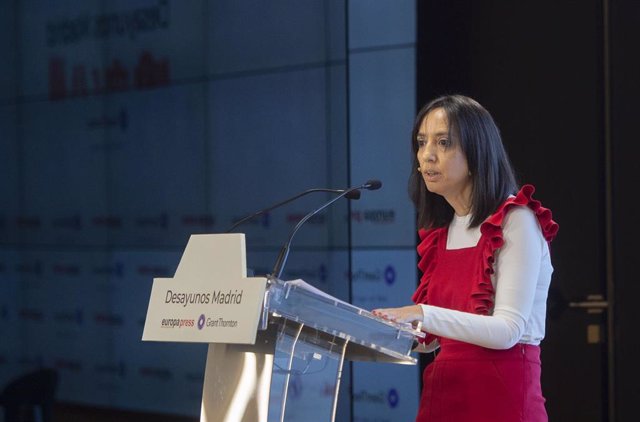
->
416;108;472;209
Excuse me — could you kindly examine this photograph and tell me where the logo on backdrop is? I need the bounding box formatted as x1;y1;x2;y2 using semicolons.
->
136;213;169;229
197;314;205;330
139;366;173;381
53;309;83;326
350;209;396;224
286;213;325;226
15;261;43;276
230;212;271;229
52;263;81;277
349;265;396;285
46;1;170;48
387;388;399;408
87;109;129;132
47;0;171;100
19;308;44;322
94;361;127;378
92;263;125;278
384;265;396;285
94;312;124;327
51;215;82;230
354;388;400;409
16;216;42;229
92;215;123;229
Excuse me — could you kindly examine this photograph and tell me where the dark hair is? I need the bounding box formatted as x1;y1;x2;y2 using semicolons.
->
409;95;518;229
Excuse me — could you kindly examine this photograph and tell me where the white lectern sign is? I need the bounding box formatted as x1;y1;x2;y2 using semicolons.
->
142;234;267;344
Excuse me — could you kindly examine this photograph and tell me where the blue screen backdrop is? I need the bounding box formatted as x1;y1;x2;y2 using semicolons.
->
0;1;417;420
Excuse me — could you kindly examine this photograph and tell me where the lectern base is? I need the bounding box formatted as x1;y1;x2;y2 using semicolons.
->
200;318;346;422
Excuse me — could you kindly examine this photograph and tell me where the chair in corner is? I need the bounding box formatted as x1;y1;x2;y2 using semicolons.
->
0;368;59;422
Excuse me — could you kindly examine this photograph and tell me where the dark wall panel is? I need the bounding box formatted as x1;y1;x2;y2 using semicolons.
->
611;1;640;421
418;2;609;421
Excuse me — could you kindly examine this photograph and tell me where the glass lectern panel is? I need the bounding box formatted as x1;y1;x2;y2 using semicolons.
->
268;318;346;422
266;279;423;364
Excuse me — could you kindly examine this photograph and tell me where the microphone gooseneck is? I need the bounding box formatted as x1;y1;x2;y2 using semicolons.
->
225;187;360;233
270;179;382;280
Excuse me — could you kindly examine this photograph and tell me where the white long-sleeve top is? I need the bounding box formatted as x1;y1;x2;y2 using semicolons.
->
419;206;553;350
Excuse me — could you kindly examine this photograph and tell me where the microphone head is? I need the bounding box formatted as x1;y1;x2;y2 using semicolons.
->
345;190;361;200
363;179;382;190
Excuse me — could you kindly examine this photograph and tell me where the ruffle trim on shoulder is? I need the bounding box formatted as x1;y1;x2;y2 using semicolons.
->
472;184;559;315
412;227;443;305
480;184;559;243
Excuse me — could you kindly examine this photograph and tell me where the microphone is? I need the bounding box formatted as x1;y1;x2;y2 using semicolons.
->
270;179;382;280
225;187;361;233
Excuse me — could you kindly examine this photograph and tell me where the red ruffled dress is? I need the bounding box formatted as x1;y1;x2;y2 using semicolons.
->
412;185;558;422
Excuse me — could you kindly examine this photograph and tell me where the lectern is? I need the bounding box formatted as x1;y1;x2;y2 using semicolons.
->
143;234;423;422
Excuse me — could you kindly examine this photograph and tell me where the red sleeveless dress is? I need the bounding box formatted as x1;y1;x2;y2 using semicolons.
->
412;185;558;422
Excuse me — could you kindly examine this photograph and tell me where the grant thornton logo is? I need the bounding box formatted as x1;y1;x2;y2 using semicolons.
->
384;265;396;285
387;388;399;408
197;314;205;330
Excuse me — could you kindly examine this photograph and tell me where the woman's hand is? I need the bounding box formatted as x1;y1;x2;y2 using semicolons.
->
371;305;424;325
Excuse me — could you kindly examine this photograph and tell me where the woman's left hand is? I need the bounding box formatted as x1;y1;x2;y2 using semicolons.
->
371;305;424;325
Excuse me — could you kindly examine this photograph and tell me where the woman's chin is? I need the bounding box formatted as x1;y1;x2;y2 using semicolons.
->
424;182;442;195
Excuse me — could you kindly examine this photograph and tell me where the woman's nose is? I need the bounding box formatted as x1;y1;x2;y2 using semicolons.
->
420;145;436;163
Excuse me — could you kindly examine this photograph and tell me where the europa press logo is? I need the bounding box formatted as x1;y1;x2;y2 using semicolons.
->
197;314;206;330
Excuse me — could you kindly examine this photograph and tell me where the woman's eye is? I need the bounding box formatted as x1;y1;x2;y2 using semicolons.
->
437;138;450;147
417;139;426;147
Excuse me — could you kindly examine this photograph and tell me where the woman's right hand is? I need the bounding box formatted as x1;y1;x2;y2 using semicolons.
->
371;305;424;325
